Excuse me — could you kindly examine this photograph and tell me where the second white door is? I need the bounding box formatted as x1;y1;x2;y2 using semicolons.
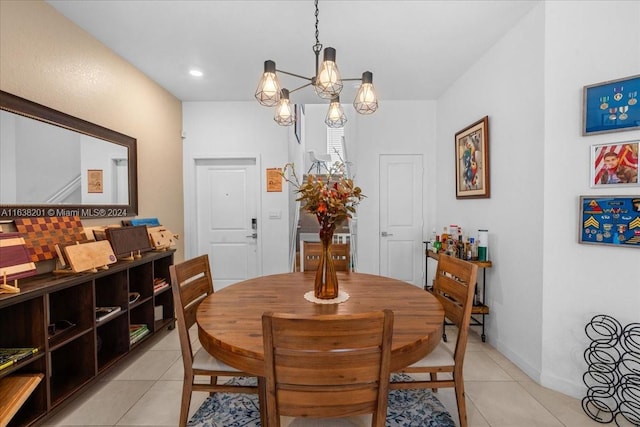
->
379;154;423;286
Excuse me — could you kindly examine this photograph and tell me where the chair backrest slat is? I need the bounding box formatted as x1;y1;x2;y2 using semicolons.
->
433;254;478;364
303;241;350;272
263;310;393;426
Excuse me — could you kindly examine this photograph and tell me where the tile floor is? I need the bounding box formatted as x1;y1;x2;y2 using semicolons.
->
42;326;602;427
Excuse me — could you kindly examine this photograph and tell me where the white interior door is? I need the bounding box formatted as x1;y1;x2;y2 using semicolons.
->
379;154;423;286
195;158;259;290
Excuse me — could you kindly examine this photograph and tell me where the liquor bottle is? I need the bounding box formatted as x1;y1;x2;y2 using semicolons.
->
470;237;478;260
464;235;471;260
457;234;464;259
433;236;442;253
441;227;448;254
446;234;455;257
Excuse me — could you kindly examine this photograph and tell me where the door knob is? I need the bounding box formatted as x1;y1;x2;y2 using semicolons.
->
381;231;394;237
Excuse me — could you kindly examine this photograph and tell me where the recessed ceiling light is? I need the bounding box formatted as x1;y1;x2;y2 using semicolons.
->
189;69;203;77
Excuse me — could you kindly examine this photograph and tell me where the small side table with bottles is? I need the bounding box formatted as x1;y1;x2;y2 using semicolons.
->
423;243;492;342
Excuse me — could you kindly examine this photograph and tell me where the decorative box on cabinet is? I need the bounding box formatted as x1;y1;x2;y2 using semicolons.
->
0;250;175;426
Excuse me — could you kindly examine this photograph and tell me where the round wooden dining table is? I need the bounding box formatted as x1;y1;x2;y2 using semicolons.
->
196;271;444;376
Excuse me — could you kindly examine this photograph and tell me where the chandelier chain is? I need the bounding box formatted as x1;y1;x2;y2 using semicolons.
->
313;0;322;54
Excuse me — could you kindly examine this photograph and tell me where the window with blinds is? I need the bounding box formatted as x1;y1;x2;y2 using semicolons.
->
326;127;344;164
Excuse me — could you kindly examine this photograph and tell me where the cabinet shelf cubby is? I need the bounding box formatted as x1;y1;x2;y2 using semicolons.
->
129;263;153;300
0;250;175;425
0;297;45;358
1;357;47;427
97;314;129;371
151;254;175;330
49;330;95;406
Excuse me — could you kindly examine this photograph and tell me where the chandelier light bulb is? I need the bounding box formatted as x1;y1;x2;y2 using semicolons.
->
274;89;295;126
353;71;378;114
325;97;347;128
255;60;281;107
315;47;343;99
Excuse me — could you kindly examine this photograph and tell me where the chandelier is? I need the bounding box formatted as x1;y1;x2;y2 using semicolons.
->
254;0;378;128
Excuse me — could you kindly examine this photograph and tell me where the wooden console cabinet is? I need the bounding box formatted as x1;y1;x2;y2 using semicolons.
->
0;250;175;426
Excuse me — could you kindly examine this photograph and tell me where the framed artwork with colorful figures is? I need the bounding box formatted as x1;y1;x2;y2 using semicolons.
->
590;141;639;187
455;116;490;199
582;74;640;135
579;196;640;248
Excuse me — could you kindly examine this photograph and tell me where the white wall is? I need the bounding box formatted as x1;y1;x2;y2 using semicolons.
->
80;136;127;204
541;1;640;397
436;3;546;382
304;102;437;281
438;0;640;398
353;101;437;276
182;101;291;276
182;99;436;280
1;0;184;260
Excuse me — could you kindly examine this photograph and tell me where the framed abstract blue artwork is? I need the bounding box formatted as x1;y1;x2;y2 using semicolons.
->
583;74;640;135
579;195;640;248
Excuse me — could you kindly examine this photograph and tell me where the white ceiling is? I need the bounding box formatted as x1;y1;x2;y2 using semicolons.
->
47;0;539;104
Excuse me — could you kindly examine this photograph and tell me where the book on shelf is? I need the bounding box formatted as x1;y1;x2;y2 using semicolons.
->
0;348;38;371
130;329;150;344
153;277;169;293
129;324;150;344
95;306;122;323
129;324;148;334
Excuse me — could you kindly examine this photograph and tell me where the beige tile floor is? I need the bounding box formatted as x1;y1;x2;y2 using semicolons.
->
42;326;602;427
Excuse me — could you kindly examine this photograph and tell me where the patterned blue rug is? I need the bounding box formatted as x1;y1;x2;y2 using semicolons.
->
188;374;455;427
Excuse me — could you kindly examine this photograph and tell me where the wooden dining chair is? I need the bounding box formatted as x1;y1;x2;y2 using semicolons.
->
170;254;258;427
302;241;350;272
390;254;478;427
262;310;394;427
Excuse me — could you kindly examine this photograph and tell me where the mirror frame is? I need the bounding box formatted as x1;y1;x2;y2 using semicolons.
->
0;90;138;219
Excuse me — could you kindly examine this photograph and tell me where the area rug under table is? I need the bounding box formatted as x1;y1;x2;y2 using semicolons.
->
188;374;455;427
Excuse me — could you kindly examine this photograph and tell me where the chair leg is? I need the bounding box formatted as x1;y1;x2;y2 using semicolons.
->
179;379;193;427
430;372;438;393
258;377;267;427
454;376;467;427
209;375;218;396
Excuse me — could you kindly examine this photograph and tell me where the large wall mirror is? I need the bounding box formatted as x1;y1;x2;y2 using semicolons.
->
0;90;137;219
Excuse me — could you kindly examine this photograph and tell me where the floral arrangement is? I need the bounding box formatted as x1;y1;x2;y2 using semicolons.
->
282;162;365;241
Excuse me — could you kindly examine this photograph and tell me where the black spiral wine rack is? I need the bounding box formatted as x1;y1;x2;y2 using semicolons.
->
582;314;640;426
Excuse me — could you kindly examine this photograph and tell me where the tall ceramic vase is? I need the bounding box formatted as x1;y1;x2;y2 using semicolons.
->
314;226;339;299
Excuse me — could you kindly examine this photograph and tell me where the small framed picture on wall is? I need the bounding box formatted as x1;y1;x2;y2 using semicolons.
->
590;141;639;187
87;169;103;193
